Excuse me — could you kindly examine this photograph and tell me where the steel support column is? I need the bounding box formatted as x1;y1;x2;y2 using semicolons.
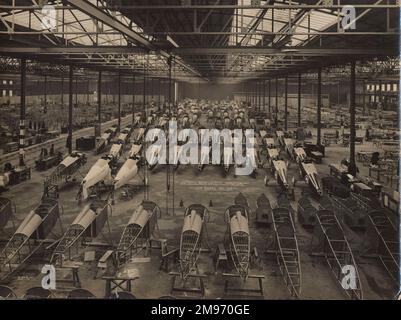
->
68;66;73;154
247;83;249;104
166;56;173;215
174;81;178;105
248;82;251;105
143;72;146;116
255;82;257;108
168;60;172;111
268;79;271;114
86;80;90;104
166;79;169;108
379;80;383;108
97;71;102;137
61;75;64;106
118;72;121;130
362;80;366;115
251;82;253;106
263;79;266;111
256;82;258;109
250;82;252;105
132;74;135;124
75;77;78;105
275;77;278;127
374;82;377;105
143;56;149;202
349;61;357;176
158;78;161;111
298;73;301;127
150;78;153;105
284;76;288;131
247;82;252;106
44;75;47;114
317;68;322;146
257;81;260;111
19;59;26;167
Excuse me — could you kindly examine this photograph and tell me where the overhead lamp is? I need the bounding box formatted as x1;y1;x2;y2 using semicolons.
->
281;48;300;53
167;35;180;48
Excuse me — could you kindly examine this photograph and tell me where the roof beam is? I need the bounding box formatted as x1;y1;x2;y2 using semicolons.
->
66;0;153;48
66;0;202;77
0;46;146;54
172;47;396;56
2;4;398;10
0;46;395;56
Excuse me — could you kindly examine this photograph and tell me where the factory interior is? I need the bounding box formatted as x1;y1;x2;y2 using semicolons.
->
0;1;399;300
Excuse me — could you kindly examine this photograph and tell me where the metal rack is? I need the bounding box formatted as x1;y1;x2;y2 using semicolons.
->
330;195;368;229
116;200;160;266
44;152;87;189
51;199;111;266
223;204;264;297
0;197;15;234
269;207;301;298
179;204;208;279
0;197;61;280
366;210;399;284
312;209;363;300
224;204;250;281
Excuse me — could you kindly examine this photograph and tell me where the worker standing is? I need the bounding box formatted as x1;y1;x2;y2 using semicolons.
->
19;148;25;167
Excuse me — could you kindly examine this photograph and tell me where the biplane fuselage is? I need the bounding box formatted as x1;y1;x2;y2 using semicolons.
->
266;146;280;169
80;158;113;200
129;144;142;159
96;132;112;153
146;116;154;127
284;138;295;157
133;115;142;127
198;146;211;171
299;161;323;197
226;205;250;281
293;147;307;163
264;137;276;149
113;158;139;190
179;205;207;279
222;146;233;173
109;142;124;161
47;152;87;184
259;130;267;139
272;160;290;191
133;128;145;143
276;131;285;146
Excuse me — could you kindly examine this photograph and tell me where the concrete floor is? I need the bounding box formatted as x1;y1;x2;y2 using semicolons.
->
0;120;398;300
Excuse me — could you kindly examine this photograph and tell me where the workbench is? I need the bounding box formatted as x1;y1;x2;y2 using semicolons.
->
7;166;31;185
329;164;348;181
35;154;61;171
382;191;399;215
369;166;387;182
352;182;374;198
356;150;375;164
103;269;139;298
304;143;325;164
310;151;324;164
